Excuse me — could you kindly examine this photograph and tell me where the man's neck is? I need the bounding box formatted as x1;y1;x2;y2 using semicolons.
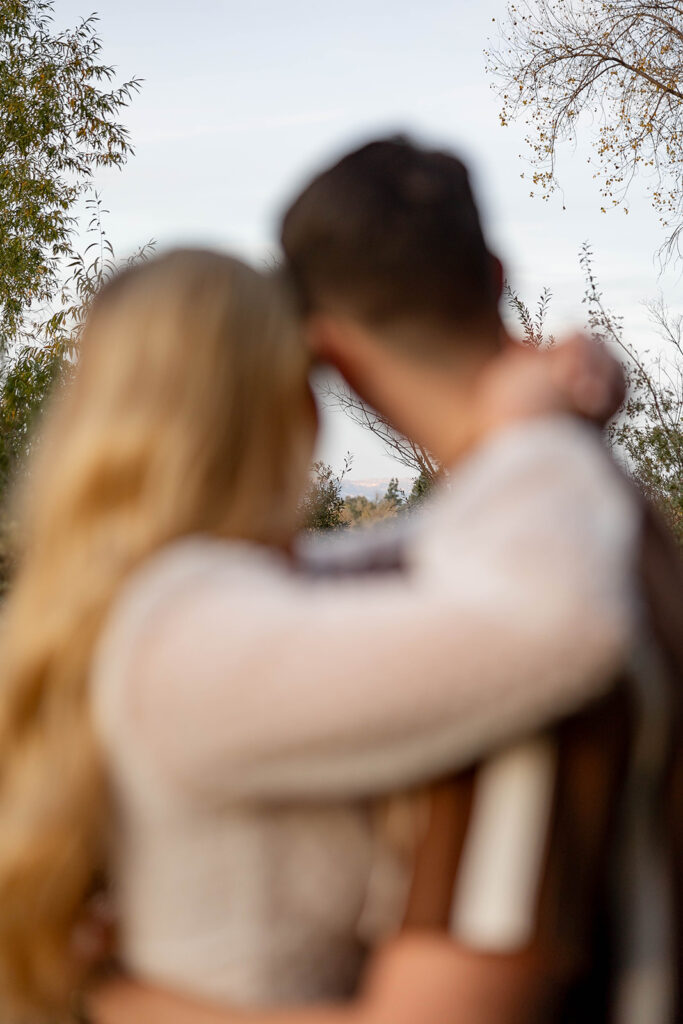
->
409;369;492;469
317;313;502;472
365;355;495;471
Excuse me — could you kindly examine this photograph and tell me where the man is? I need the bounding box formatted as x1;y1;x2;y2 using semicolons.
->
87;137;681;1023
281;136;682;1024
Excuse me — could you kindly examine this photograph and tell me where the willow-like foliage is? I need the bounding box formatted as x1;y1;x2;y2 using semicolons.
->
0;0;141;350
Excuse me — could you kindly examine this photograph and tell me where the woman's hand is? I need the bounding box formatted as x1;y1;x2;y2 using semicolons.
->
70;893;117;974
544;333;625;422
477;332;625;438
87;934;472;1024
88;931;542;1024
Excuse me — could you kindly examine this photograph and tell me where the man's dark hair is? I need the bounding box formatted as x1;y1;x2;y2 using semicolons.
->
280;135;500;339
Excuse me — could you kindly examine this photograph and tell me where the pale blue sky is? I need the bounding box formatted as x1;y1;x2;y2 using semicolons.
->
54;0;681;478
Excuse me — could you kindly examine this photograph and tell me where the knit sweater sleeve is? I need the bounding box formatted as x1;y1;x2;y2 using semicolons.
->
92;418;638;801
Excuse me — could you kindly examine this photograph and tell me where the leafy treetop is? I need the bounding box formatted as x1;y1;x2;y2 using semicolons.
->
487;1;683;260
0;0;140;351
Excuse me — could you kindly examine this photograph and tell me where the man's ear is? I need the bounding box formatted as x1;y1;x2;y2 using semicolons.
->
306;313;360;375
305;313;372;398
305;313;343;362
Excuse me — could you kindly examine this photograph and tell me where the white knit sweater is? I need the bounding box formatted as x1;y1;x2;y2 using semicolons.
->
91;417;638;1007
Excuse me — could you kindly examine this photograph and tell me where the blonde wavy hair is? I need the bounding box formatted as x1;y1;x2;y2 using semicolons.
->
0;250;314;1021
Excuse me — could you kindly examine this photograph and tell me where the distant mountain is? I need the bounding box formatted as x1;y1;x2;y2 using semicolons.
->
340;478;414;500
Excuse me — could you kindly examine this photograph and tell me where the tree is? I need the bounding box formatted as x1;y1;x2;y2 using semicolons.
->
318;378;440;482
505;285;555;348
406;470;432;508
0;0;140;352
0;341;62;494
341;493;393;526
341;488;412;527
0;198;153;594
383;477;406;510
507;245;682;542
487;1;683;259
342;494;378;525
0;0;141;594
299;457;352;531
580;245;682;540
0;195;153;496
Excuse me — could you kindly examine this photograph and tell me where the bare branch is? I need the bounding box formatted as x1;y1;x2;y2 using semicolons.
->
487;0;683;259
318;378;440;480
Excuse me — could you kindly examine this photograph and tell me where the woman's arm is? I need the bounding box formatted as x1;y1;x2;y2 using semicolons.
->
105;417;636;803
89;934;543;1024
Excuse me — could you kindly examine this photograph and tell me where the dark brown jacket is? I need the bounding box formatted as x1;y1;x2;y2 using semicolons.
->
403;501;682;1024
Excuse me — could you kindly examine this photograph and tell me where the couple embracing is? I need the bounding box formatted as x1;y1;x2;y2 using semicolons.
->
0;137;680;1024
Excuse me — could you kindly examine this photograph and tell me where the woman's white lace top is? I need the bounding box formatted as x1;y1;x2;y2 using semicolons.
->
91;417;639;1007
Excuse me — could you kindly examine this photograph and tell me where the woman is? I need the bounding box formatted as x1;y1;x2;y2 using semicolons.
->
0;250;632;1024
